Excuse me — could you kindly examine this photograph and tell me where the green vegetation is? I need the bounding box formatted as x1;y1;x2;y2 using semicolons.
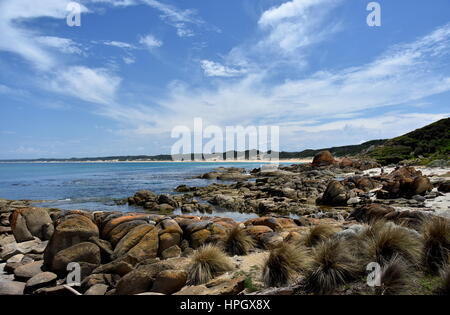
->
368;118;450;165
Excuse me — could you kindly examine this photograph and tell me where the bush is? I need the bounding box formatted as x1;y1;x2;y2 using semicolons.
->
222;225;255;256
303;239;359;294
302;224;338;247
422;217;450;273
263;243;311;288
187;244;234;285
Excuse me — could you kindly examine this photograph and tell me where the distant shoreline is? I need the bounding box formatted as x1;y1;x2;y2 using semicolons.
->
0;159;313;164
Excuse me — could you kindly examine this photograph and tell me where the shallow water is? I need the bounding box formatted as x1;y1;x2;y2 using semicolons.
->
0;162;300;221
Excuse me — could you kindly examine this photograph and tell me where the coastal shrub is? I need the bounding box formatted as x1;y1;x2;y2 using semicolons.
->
422;217;450;273
301;224;338;247
187;244;234;285
359;221;422;267
376;255;410;295
303;238;359;295
263;243;311;288
222;225;255;256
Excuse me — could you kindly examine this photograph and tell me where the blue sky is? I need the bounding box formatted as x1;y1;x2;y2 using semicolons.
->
0;0;449;159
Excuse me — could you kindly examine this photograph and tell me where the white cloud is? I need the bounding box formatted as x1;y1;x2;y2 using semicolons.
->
141;0;202;37
200;60;247;77
139;34;163;48
0;0;89;69
48;66;121;105
36;36;83;55
257;0;342;54
102;23;450;142
103;40;136;49
123;56;136;64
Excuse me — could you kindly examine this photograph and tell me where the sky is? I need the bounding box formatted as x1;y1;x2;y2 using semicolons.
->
0;0;449;159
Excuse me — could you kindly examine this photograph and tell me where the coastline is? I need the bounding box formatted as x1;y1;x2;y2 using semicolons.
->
0;158;313;164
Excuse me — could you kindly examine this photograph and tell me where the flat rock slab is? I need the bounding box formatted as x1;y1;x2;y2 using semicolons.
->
84;283;109;295
26;272;58;290
0;280;26;295
14;260;44;279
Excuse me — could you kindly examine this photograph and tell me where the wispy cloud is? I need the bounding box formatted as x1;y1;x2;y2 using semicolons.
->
139;34;163;48
201;60;247;77
48;66;121;105
102;40;136;49
36;36;84;55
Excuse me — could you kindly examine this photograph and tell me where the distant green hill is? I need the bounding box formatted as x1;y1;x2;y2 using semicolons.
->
291;139;387;159
368;117;450;165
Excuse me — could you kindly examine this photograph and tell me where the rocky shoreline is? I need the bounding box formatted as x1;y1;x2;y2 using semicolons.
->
1;151;449;295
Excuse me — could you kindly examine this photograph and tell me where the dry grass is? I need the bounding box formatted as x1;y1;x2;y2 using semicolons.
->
303;238;360;295
422;217;450;274
263;243;311;288
437;265;450;295
222;225;256;256
187;244;235;285
376;255;410;295
359;221;422;267
301;224;338;247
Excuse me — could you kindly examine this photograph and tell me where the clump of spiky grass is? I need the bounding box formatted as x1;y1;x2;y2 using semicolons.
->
436;265;450;295
263;243;311;288
187;244;235;285
301;224;338;247
222;225;255;256
360;221;422;267
376;255;410;295
303;238;360;295
422;216;450;274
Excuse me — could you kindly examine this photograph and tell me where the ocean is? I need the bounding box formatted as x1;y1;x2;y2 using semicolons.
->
0;162;298;220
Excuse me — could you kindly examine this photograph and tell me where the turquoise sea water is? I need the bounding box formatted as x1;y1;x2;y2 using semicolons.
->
0;162;297;219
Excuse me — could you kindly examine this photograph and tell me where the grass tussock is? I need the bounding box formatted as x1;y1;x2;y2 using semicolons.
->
303;238;360;295
302;224;338;247
263;243;311;288
222;225;256;256
376;256;410;295
422;217;450;273
437;265;450;295
360;221;422;266
187;244;234;285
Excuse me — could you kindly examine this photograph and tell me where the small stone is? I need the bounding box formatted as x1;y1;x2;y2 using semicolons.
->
84;283;109;295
